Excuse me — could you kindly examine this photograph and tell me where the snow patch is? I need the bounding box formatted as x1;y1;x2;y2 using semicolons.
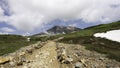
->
94;30;120;43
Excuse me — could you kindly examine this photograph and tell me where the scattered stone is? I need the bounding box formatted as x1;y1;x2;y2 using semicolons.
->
18;52;26;56
75;52;81;56
20;56;26;62
9;61;16;67
26;60;31;63
34;45;42;49
8;56;14;61
80;59;85;64
23;65;28;68
44;52;50;56
0;57;10;64
74;62;84;68
11;56;26;66
26;48;33;54
63;60;71;64
100;42;105;45
73;47;79;50
99;57;104;61
17;61;23;66
35;55;39;58
0;65;4;68
42;66;48;68
49;59;53;63
66;57;73;62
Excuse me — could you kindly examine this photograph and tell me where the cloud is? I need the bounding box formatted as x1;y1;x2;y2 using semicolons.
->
0;27;15;33
94;30;120;43
0;0;120;32
0;6;7;22
0;6;4;16
0;32;8;35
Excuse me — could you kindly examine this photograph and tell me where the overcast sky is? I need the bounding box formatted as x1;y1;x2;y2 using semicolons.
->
0;0;120;35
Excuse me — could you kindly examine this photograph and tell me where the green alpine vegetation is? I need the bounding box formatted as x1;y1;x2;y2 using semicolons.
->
0;35;35;56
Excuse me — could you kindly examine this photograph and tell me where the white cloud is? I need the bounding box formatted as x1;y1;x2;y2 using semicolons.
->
0;6;4;16
94;30;120;43
0;0;120;32
0;27;15;33
0;6;7;22
0;32;8;35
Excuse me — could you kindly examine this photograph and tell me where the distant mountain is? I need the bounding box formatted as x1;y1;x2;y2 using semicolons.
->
33;26;81;37
47;26;81;34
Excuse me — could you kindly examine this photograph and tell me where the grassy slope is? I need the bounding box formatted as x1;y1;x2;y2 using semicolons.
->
46;21;120;40
0;35;35;56
65;21;120;37
55;21;120;61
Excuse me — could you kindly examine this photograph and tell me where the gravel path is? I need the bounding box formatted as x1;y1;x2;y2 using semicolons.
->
21;41;60;68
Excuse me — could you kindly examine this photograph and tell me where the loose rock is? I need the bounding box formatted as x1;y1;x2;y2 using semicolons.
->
74;62;84;68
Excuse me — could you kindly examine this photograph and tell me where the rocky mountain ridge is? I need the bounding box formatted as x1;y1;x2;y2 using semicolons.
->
33;26;81;37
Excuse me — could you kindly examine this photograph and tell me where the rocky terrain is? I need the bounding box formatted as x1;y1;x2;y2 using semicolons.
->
57;43;120;68
47;26;81;34
0;41;120;68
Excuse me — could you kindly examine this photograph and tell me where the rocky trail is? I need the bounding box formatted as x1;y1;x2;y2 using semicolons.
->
0;41;120;68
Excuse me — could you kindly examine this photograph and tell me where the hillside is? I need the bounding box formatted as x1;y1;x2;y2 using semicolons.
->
85;21;120;33
0;35;35;56
55;21;120;61
64;21;120;37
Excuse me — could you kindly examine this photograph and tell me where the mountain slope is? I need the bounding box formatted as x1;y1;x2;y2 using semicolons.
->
85;21;120;33
48;21;120;61
64;21;120;37
47;26;81;34
33;26;81;37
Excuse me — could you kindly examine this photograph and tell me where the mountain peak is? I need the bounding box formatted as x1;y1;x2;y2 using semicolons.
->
47;25;81;34
33;25;81;37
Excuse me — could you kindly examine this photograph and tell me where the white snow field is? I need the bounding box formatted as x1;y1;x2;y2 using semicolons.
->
94;30;120;43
